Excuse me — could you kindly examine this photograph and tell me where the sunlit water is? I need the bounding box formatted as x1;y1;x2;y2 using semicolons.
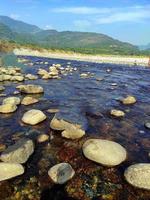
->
0;56;150;200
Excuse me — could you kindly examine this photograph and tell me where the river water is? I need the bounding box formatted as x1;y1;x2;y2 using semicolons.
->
0;56;150;200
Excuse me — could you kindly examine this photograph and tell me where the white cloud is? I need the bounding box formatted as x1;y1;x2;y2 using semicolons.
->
52;7;111;15
96;10;150;24
51;5;150;24
10;14;20;20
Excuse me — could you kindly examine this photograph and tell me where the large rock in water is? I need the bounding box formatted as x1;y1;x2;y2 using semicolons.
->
50;115;85;139
83;139;127;166
16;84;44;94
22;109;46;125
21;96;39;105
0;163;24;181
124;163;150;190
48;163;75;184
0;104;17;113
0;138;34;164
121;96;136;105
3;97;21;105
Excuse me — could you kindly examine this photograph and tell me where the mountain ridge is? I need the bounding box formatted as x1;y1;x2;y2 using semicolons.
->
0;15;141;55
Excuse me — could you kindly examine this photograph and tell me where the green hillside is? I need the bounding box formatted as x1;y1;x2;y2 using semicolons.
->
0;15;142;55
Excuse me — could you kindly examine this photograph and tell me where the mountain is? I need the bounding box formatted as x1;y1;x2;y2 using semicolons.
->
139;43;150;50
0;15;140;55
0;16;41;34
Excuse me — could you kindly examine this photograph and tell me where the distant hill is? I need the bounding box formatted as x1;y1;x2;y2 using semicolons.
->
0;16;41;34
139;43;150;50
0;15;140;55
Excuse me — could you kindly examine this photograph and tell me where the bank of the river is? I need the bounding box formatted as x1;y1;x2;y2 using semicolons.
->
14;48;149;67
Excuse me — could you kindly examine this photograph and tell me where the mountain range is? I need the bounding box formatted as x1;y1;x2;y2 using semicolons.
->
0;15;149;55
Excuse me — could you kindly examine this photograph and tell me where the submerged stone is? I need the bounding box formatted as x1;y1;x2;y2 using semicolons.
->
121;96;136;105
110;109;125;117
0;138;34;164
48;163;75;184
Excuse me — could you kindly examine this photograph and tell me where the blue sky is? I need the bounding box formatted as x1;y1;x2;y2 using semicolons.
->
0;0;150;45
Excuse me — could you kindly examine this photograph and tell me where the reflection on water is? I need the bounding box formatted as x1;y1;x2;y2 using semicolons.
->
0;56;150;200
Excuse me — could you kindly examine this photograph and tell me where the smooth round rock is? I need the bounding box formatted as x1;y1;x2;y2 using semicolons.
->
124;163;150;190
37;134;49;143
83;139;127;166
145;122;150;129
0;104;17;113
121;96;136;105
22;109;46;125
48;163;75;184
110;109;125;117
0;163;24;181
21;96;39;105
3;97;21;105
61;127;85;140
17;84;44;94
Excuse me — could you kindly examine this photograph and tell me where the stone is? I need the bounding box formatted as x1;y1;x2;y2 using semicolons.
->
22;109;46;125
145;122;150;129
121;96;136;105
0;144;6;152
0;163;24;181
3;97;21;105
0;86;5;91
83;139;127;166
25;74;38;80
0;138;34;164
21;96;39;105
37;134;49;143
48;163;75;184
0;104;17;113
61;127;85;140
17;84;44;94
47;108;60;113
124;163;150;190
50;116;82;131
110;109;125;117
11;76;24;82
38;69;48;76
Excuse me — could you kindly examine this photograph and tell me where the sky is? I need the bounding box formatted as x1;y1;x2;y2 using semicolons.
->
0;0;150;45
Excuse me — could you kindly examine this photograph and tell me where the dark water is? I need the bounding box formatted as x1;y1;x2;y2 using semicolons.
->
0;56;150;200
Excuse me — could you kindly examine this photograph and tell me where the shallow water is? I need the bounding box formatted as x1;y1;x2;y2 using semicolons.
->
0;56;150;200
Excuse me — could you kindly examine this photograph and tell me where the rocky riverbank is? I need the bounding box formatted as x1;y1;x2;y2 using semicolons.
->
0;57;150;199
14;48;149;67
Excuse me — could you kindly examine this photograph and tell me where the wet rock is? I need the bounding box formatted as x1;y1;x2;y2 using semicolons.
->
80;73;89;78
0;138;34;164
17;84;44;94
48;163;75;184
47;108;60;113
50;115;82;131
145;122;150;129
61;127;85;140
83;139;127;166
11;75;24;82
0;74;11;81
37;134;49;143
0;86;5;91
22;109;46;125
38;69;48;76
124;163;150;190
21;96;39;105
110;109;125;117
0;162;24;181
121;96;136;105
0;104;17;113
0;144;6;152
3;97;21;105
25;74;38;80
